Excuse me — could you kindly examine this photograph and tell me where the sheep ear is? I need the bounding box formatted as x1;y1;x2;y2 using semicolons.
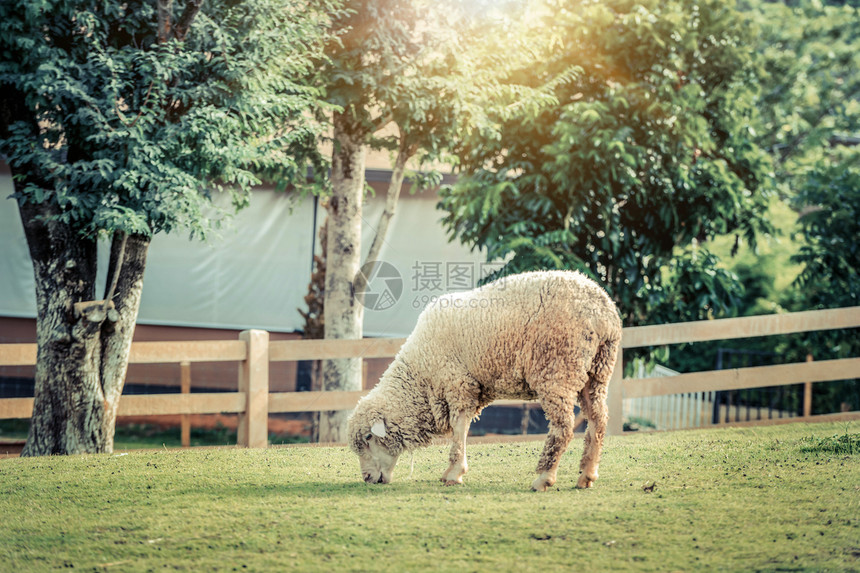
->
370;420;387;438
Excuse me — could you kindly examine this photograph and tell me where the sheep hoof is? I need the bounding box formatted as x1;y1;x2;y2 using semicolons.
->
531;474;555;492
576;474;596;489
440;464;466;485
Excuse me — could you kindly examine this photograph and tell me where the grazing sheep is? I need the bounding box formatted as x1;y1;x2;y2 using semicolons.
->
347;270;622;491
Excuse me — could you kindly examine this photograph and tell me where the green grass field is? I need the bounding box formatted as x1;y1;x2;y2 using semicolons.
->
1;421;858;572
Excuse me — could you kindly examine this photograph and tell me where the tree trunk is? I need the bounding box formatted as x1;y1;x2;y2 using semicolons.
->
18;191;149;456
299;217;327;442
353;139;413;295
319;111;366;442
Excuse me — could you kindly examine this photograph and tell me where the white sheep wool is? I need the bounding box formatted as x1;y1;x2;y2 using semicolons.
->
347;270;622;491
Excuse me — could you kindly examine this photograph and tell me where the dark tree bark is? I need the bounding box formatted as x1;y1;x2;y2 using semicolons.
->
17;184;150;456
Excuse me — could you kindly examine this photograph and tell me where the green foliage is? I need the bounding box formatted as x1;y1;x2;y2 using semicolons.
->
322;0;456;164
708;198;805;315
623;416;657;431
742;0;860;194
772;3;860;414
323;0;423;131
320;0;563;183
739;0;859;316
781;151;860;406
791;150;860;310
0;419;308;448
1;422;858;571
439;0;773;326
726;1;858;415
656;246;746;321
740;0;859;320
0;0;334;239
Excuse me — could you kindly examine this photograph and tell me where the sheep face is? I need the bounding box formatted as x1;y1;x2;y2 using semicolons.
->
349;420;400;484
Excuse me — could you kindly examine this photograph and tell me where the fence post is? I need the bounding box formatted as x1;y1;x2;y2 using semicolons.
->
803;353;813;418
238;329;269;448
607;350;624;435
180;361;191;447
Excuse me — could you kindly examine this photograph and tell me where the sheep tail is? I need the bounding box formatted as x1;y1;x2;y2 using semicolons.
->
590;336;621;385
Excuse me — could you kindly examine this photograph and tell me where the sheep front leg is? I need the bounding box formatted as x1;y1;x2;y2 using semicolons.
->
532;423;575;491
441;412;471;485
533;389;577;492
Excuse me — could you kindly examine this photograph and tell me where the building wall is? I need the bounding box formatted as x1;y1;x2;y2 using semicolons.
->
0;164;484;395
0;166;491;338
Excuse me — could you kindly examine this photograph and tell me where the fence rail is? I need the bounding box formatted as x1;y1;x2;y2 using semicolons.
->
0;393;247;419
623;358;860;398
1;306;858;447
620;307;859;347
269;338;407;362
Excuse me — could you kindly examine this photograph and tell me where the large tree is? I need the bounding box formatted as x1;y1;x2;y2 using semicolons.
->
786;149;860;412
736;0;860;413
743;0;859;315
656;0;859;410
316;0;478;441
0;0;333;455
439;0;773;327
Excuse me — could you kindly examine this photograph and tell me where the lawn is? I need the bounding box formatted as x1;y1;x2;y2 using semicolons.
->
0;419;308;451
1;421;858;572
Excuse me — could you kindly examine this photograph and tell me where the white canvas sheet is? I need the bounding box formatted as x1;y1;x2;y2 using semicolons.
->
0;174;493;337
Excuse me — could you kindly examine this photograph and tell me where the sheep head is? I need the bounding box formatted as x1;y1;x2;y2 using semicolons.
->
347;415;401;485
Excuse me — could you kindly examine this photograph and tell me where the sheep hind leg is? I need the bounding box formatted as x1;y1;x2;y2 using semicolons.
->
441;411;471;486
576;338;617;488
577;377;609;489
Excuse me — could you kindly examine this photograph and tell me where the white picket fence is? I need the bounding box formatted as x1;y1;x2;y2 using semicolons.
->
624;362;706;430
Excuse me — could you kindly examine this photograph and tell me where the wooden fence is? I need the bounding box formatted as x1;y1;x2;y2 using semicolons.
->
612;307;860;433
1;307;858;448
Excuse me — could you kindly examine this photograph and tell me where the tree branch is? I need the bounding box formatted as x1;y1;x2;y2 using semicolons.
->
370;111;394;134
114;79;154;128
99;233;151;443
157;0;173;44
354;136;414;294
174;0;204;42
103;231;128;312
